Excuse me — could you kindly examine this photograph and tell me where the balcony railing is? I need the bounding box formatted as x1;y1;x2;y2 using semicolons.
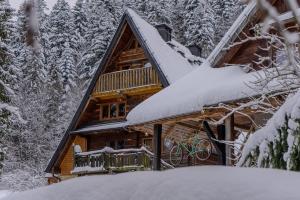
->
93;67;161;95
71;147;173;175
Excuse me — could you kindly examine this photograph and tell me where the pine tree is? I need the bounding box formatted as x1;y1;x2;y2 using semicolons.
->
0;0;14;176
46;0;76;129
170;0;185;43
146;0;171;25
242;115;300;171
73;0;88;56
183;0;216;57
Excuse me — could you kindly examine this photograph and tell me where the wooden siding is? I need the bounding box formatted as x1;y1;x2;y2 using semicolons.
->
60;136;87;176
87;132;145;151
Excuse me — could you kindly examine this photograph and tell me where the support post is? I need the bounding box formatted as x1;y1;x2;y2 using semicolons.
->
217;125;226;166
225;114;234;166
153;124;162;170
203;121;225;165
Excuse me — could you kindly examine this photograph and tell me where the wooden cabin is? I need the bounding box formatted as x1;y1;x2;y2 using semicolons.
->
46;0;300;183
45;9;203;182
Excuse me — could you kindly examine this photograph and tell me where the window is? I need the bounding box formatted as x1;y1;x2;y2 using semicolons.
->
118;103;126;117
110;104;117;118
116;140;125;149
100;102;126;120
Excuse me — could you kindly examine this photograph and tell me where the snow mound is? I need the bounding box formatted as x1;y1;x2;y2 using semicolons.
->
4;166;300;200
0;191;11;199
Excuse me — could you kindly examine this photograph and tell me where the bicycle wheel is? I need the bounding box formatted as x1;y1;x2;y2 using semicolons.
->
195;139;212;161
169;145;183;166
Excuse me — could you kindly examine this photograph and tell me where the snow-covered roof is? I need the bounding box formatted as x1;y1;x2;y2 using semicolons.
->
126;9;200;83
208;1;257;66
6;166;300;200
127;61;270;125
71;121;128;134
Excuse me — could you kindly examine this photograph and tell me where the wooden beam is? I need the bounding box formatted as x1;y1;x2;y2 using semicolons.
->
153;124;162;170
176;122;200;130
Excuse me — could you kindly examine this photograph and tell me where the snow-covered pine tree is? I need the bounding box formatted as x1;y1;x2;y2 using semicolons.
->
35;0;50;65
46;0;76;133
48;0;75;71
183;0;216;57
169;0;185;43
55;40;80;142
0;0;14;177
146;0;171;26
73;0;88;56
1;1;51;190
239;91;300;171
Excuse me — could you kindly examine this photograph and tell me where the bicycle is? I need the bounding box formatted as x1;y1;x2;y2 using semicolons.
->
169;135;212;167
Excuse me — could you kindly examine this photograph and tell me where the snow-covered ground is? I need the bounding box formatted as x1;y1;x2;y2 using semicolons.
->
0;191;11;199
3;166;300;200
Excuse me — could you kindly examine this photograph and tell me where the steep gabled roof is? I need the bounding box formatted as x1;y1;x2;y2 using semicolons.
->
45;9;200;173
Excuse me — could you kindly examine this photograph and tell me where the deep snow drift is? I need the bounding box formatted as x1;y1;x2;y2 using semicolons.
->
4;166;300;200
0;191;11;199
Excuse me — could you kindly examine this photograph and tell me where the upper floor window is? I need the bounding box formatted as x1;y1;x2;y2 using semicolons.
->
100;102;126;120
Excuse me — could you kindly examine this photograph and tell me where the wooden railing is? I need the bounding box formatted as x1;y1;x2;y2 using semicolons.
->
94;67;161;94
72;147;172;175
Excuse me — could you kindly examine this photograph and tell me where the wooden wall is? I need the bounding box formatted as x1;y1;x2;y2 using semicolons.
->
59;136;87;176
87;131;151;151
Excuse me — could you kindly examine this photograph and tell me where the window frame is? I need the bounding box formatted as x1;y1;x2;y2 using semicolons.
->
99;102;127;121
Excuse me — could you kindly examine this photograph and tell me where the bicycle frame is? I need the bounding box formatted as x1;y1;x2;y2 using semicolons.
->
177;136;201;157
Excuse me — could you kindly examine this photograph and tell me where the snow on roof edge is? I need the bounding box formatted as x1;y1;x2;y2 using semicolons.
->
72;121;128;134
126;61;275;125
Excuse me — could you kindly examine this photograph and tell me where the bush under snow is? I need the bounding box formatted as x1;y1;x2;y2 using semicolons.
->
238;90;300;170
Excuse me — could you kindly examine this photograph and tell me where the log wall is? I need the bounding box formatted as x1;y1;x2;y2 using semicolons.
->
60;136;87;176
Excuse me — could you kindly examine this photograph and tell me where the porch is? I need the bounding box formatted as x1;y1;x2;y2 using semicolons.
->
71;147;174;175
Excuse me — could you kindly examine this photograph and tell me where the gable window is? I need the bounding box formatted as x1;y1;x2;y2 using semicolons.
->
100;102;127;120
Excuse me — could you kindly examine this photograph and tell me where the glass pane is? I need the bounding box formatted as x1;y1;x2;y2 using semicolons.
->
116;140;125;149
118;103;126;117
102;105;109;119
110;104;117;118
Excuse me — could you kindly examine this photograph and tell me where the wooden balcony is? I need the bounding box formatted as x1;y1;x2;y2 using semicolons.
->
71;147;172;175
93;67;162;98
